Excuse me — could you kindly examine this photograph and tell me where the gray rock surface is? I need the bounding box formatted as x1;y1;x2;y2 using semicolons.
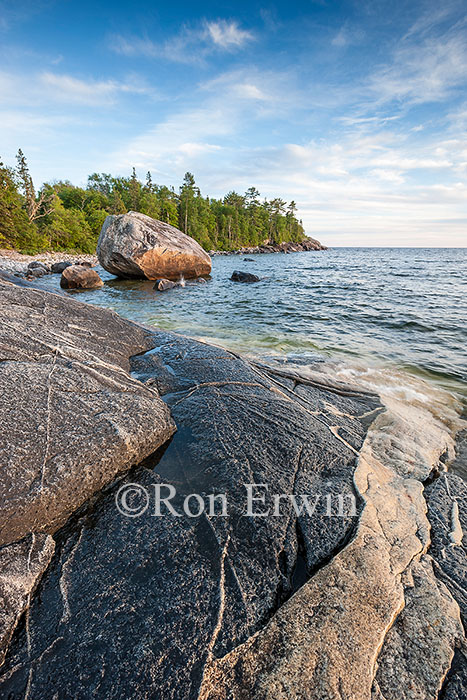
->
372;557;463;700
0;298;383;698
97;211;212;280
0;280;464;700
425;473;467;699
0;534;55;666
0;281;175;548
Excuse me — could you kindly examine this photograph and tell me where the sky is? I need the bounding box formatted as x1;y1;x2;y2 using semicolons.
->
1;0;466;246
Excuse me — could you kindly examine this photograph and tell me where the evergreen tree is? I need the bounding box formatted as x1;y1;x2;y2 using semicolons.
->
0;153;306;254
15;149;53;223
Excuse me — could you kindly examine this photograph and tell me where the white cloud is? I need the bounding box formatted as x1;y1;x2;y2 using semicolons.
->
110;19;254;64
0;69;154;107
368;27;467;105
40;72;151;105
205;20;254;48
331;25;365;48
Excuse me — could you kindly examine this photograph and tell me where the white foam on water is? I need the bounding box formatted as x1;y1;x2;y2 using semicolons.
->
291;357;466;480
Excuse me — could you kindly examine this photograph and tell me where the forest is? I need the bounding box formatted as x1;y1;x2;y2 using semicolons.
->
0;151;306;254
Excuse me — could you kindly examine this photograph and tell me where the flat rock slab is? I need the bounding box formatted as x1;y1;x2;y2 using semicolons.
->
0;320;382;698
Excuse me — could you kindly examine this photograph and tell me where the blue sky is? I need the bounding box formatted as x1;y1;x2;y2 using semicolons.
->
1;0;466;246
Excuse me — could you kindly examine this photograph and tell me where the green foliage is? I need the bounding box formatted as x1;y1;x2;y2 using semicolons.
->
0;154;306;254
0;161;48;252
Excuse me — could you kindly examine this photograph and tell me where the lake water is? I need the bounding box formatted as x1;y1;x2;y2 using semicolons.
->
37;247;467;472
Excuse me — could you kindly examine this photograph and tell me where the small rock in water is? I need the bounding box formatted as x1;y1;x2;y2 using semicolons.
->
153;278;176;291
51;261;73;274
27;261;49;277
75;261;92;268
60;266;104;290
230;270;260;283
243;257;255;262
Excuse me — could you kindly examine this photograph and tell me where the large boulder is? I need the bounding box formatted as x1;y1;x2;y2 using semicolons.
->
97;211;212;280
0;282;175;547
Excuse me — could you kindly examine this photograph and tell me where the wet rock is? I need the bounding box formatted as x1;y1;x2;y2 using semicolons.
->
230;270;260;283
153;278;177;291
0;315;382;698
426;473;466;624
27;262;49;278
60;265;104;289
28;261;49;273
97;211;212;280
0;534;55;666
243;257;255;262
51;261;73;274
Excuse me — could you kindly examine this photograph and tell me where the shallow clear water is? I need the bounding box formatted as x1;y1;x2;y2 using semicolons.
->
38;248;467;398
35;247;467;474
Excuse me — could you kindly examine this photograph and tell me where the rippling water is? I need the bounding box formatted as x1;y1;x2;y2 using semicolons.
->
38;248;466;390
36;247;467;467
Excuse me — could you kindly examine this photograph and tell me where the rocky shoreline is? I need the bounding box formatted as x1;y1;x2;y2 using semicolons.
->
0;276;465;699
210;237;327;256
0;233;325;280
0;249;98;277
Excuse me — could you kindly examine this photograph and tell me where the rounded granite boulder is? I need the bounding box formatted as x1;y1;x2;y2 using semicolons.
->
97;211;212;281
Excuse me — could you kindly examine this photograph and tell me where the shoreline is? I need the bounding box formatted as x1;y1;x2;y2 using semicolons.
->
210;237;327;255
0;277;465;698
0;236;325;275
0;249;98;276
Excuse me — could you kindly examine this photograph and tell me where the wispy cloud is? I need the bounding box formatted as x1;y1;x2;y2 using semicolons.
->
368;22;467;105
40;72;152;104
331;25;365;48
110;19;254;64
205;20;253;48
0;69;154;107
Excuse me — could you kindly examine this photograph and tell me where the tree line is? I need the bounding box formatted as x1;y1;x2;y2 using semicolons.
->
0;151;306;254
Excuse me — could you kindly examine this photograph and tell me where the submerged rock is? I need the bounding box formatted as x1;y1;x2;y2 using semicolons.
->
60;265;104;289
97;211;212;281
153;278;177;291
230;270;260;283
